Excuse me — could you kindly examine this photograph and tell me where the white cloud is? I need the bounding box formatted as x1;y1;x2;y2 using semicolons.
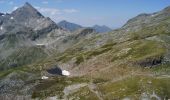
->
34;7;79;25
35;6;78;16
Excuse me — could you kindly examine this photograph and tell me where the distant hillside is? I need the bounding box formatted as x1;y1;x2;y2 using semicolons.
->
57;20;112;33
57;20;83;32
92;25;112;33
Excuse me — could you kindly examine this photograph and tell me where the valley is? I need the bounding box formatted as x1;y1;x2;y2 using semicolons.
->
0;2;170;100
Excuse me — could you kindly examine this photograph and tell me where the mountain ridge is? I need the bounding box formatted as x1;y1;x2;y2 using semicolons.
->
0;3;170;100
57;20;83;32
57;20;112;33
0;2;69;59
92;24;112;33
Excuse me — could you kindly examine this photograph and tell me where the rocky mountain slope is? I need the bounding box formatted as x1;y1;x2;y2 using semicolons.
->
0;2;69;59
57;20;83;32
0;3;170;100
92;25;112;33
0;2;66;40
57;20;112;33
0;2;99;71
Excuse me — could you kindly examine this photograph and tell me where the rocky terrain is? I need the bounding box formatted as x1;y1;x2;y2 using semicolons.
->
92;25;112;33
0;2;170;100
57;20;112;33
57;20;83;32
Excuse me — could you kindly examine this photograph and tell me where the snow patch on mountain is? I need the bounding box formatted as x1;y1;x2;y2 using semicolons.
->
0;26;3;30
62;70;70;76
10;17;14;20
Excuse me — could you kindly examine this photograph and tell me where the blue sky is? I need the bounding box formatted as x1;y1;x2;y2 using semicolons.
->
0;0;170;28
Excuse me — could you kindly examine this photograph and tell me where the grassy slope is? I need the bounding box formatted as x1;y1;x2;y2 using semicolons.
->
98;75;170;99
0;46;48;70
45;20;170;99
1;15;170;99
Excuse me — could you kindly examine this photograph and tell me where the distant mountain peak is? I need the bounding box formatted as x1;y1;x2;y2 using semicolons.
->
0;2;64;41
11;2;43;21
58;20;82;32
60;20;67;23
57;20;112;33
93;25;100;27
20;2;38;13
24;2;33;8
92;25;112;33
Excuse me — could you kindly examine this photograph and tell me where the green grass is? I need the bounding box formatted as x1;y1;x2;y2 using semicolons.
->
98;76;170;99
0;46;47;70
85;47;112;59
32;76;89;99
152;63;170;75
101;42;117;49
129;40;165;60
55;47;84;63
56;41;115;64
0;65;38;79
92;78;109;84
67;86;99;100
109;39;166;62
75;54;84;65
0;70;12;79
56;38;166;67
129;21;170;40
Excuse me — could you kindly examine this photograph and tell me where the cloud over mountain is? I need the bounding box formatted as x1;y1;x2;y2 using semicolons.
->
35;6;78;16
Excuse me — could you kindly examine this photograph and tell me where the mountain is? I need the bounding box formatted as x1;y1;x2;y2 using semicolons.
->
92;25;112;33
0;3;170;100
57;20;82;32
0;2;97;71
122;6;170;32
0;2;69;59
0;2;67;41
57;20;112;33
34;5;170;99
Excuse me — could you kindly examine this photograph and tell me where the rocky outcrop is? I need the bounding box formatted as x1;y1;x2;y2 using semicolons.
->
134;56;164;67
